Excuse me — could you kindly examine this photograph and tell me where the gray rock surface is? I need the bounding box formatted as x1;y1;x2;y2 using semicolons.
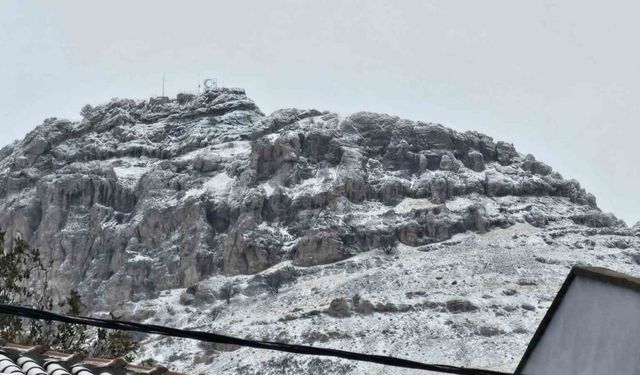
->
0;89;623;308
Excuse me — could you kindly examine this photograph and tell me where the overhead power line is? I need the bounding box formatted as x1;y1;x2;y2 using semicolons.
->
0;304;512;375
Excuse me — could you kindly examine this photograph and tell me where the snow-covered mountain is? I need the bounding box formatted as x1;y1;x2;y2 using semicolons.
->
1;89;638;374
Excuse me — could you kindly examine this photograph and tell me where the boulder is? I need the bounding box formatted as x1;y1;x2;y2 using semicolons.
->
495;141;517;165
429;176;449;203
478;325;505;337
445;299;478;313
326;298;352;317
525;207;548;227
380;179;405;205
486;171;515;197
439;153;460;172
415;124;453;150
521;303;536;311
466;150;485;172
523;154;552;176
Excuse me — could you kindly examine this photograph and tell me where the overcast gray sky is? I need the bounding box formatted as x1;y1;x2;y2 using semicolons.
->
1;0;638;225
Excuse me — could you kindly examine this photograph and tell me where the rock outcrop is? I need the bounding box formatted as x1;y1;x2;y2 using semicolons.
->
3;89;640;375
0;89;623;308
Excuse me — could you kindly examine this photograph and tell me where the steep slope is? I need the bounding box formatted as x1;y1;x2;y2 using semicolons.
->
1;90;638;373
130;222;639;374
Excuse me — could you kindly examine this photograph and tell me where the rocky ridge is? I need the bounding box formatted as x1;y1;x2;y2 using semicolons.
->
1;89;638;373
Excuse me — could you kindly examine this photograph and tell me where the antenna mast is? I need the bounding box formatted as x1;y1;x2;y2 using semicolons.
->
162;73;165;96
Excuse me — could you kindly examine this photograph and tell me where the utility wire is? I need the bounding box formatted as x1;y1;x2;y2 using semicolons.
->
0;304;512;375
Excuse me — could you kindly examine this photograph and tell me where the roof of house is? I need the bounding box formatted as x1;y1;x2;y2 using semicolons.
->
515;266;640;374
0;340;184;375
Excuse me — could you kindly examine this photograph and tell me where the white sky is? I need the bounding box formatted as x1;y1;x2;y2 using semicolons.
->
1;0;638;225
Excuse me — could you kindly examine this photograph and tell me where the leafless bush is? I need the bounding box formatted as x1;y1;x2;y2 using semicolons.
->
380;236;397;256
80;104;93;119
351;293;361;308
210;307;223;321
219;282;239;304
264;266;299;295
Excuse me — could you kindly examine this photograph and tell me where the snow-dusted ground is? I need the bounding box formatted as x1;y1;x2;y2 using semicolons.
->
124;218;639;374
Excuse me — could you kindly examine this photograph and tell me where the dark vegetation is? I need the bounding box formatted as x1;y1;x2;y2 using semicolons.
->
0;231;138;361
380;236;397;256
219;282;239;304
263;266;299;295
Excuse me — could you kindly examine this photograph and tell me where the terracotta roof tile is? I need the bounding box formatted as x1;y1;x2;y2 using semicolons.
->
0;341;183;375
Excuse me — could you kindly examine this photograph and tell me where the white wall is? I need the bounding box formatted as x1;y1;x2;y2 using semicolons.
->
521;276;640;375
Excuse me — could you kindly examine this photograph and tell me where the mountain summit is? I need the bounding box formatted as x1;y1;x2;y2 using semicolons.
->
1;90;637;373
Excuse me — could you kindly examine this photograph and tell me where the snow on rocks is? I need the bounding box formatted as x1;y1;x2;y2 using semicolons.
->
1;92;637;374
131;221;639;374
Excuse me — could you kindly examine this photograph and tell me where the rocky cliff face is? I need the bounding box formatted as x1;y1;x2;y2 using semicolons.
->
1;90;638;374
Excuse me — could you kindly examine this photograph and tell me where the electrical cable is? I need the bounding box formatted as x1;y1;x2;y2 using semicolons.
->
0;304;512;375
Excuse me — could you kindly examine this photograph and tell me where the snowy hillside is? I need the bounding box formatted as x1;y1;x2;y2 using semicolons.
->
1;89;638;373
